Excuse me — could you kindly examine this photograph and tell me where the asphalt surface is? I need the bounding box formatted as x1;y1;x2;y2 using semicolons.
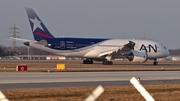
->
0;60;180;90
1;80;180;90
0;71;180;90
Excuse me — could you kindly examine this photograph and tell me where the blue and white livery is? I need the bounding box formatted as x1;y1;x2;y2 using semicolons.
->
23;7;169;65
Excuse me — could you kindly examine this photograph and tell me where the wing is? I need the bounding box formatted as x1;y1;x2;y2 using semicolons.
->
120;41;135;54
98;41;135;58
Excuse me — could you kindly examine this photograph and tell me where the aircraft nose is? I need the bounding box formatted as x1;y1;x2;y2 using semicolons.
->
164;48;170;57
166;49;170;56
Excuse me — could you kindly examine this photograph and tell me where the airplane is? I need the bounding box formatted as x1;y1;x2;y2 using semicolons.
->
19;7;170;65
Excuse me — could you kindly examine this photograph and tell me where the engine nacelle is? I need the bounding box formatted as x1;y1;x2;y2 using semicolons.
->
127;51;148;63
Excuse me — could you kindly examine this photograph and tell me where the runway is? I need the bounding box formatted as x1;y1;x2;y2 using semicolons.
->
0;71;180;90
1;80;180;90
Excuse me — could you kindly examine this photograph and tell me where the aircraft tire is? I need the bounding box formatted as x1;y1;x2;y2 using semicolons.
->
109;61;113;65
153;62;158;65
83;60;86;64
103;61;107;65
83;60;93;64
89;61;93;64
103;61;113;65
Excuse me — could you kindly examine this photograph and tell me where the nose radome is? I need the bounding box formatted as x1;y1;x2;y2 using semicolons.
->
163;48;170;57
166;49;170;56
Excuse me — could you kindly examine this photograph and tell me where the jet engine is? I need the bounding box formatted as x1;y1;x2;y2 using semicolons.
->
127;51;148;63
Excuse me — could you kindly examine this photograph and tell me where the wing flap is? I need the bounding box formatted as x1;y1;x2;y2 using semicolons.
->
98;49;118;57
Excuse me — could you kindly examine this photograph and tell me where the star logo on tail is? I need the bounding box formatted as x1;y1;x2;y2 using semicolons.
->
29;17;44;31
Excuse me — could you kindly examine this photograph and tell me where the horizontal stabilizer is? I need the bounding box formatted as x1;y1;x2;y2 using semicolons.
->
8;37;33;42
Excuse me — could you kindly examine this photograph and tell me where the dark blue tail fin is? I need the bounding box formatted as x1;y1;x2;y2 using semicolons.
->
25;7;54;41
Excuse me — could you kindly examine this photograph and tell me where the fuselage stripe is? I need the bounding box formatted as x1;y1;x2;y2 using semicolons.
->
34;32;53;38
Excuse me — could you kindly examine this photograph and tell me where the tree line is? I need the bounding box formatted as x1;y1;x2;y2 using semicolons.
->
0;45;50;57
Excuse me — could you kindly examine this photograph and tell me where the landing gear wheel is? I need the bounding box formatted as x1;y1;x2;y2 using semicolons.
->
89;60;93;64
103;61;107;65
83;60;88;64
153;62;158;65
153;59;158;65
109;61;113;65
83;59;93;64
102;61;113;65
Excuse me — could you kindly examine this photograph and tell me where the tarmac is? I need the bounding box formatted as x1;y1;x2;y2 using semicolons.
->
0;71;180;90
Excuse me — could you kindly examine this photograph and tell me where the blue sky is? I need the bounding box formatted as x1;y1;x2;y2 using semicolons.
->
0;0;180;49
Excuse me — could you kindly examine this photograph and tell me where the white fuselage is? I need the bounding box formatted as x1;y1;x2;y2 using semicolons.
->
29;39;169;60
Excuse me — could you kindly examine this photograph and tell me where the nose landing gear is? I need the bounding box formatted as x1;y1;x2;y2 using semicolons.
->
153;59;158;65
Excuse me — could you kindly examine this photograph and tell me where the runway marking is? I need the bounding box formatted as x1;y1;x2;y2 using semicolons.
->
85;85;104;101
130;77;155;101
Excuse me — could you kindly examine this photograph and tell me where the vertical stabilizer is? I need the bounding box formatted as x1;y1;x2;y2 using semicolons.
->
25;7;54;41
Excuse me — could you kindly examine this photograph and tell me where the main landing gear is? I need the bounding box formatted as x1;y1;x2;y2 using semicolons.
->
83;58;93;64
102;60;113;65
153;59;158;65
